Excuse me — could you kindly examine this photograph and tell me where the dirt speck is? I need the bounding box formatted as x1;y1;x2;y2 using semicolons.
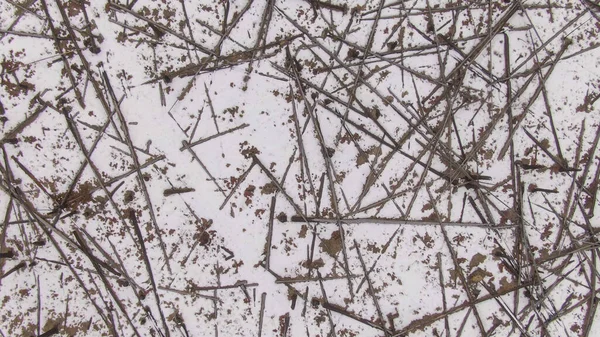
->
298;224;308;238
244;185;255;205
320;230;342;257
301;258;324;269
124;190;134;204
277;212;288;222
468;253;486;269
261;182;278;194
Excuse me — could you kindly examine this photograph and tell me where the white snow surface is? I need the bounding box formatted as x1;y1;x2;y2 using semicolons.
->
1;0;600;336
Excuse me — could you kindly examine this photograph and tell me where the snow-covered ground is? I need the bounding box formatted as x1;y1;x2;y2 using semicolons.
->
1;0;600;336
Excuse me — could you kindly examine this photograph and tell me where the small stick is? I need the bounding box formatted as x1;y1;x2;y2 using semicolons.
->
0;260;26;280
290;216;514;229
258;292;266;337
38;325;59;337
276;274;359;284
183;143;227;197
219;162;256;210
392;280;533;336
11;156;54;202
72;231;142;337
306;224;318;278
213;264;220;337
282;313;290;337
354;240;388;335
315;173;325;216
41;0;85;108
108;2;214;55
102;71;173;274
0;29;54;39
421;1;520;104
36;275;41;336
157;286;219;302
322;301;389;332
356;226;401;293
265;196;276;270
188;281;259;292
163;187;195;196
317;271;337;337
437;253;451;337
480;282;532;337
290;84;318;207
5;0;44;19
180;123;249;151
76;119;152;156
261;262;306;301
498;39;571;159
1;184;116;335
204;82;220;133
468;196;488;223
1;101;47;145
252;154;305;219
188;108;204;143
128;211;170;337
426;187;487;337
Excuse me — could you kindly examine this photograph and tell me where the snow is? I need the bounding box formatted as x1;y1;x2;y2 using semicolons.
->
1;0;600;336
